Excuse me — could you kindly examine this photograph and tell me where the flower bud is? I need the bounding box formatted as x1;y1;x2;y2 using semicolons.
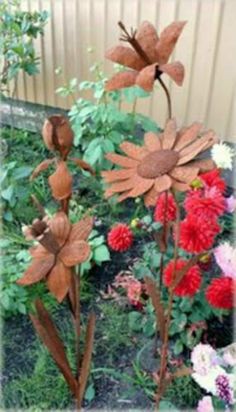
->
42;115;74;158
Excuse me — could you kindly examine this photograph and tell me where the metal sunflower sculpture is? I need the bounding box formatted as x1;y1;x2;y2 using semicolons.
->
102;118;217;206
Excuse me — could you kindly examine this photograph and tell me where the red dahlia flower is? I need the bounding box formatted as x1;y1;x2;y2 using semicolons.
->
107;223;133;252
206;277;235;310
164;259;201;297
179;215;220;254
200;168;226;194
184;186;226;220
154;192;177;223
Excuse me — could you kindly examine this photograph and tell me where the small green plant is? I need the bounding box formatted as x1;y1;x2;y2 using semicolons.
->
56;62;160;171
0;0;48;96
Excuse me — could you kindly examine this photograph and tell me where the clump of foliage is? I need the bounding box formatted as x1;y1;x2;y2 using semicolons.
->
56;62;160;171
0;0;48;96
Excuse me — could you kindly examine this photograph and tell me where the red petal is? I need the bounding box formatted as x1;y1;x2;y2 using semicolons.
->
17;255;55;286
159;61;185;86
105;71;138;91
47;260;72;302
105;45;145;70
59;240;91;267
156;21;187;64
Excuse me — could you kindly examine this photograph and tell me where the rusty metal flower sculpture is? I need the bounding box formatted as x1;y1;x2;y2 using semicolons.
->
17;213;93;302
102;118;217;207
105;20;186;92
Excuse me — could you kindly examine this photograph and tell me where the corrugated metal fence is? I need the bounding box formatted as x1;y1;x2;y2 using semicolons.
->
14;0;236;141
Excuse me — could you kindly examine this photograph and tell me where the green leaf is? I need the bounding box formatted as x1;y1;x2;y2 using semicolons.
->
1;294;10;309
143;318;155;337
2;185;14;201
12;166;32;179
173;340;184;355
93;245;110;262
128;311;143;332
84;383;95;402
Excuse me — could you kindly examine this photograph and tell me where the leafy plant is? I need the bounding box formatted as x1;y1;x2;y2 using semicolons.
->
56;63;160;171
0;0;48;96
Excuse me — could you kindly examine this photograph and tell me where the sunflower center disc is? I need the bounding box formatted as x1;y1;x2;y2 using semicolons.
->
137;149;179;179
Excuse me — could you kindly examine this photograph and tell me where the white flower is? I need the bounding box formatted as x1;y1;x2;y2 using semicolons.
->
192;365;226;394
211;142;235;170
191;343;217;375
214;242;236;279
222;343;236;367
197;396;214;412
225;195;236;213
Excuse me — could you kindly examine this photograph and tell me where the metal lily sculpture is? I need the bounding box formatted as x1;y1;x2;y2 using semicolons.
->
17;114;95;409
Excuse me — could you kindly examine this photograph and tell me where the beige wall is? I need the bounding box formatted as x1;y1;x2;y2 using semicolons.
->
15;0;236;142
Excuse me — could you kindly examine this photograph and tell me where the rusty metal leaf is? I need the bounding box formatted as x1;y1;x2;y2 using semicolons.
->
30;299;77;394
71;157;95;175
144;277;165;342
48;160;72;200
30;158;55;180
78;312;96;405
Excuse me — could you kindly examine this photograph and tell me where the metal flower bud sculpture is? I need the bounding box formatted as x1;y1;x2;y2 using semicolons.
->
102;20;222;410
17;115;95;409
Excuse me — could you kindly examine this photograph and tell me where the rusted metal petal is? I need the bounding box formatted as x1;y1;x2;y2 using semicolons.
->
144;277;165;342
177;130;217;165
187;158;216;172
120;141;148;160
106;152;139;168
16;255;55;286
144;186;159;207
135;64;157;92
135;21;159;63
105;71;138;91
101;168;136;183
156;21;187;64
71;157;95;175
159;61;185;86
144;132;162;152
59;240;91;267
171;177;190;192
174;122;202;152
162;118;177;150
48;211;71;247
30;300;77;394
47;260;72;302
29;244;49;258
77;312;96;406
69;215;93;243
170;166;199;183
48;160;72;200
154;174;172;192
104;175;139;197
42;120;55;150
117;189;134;203
30;158;55;180
125;176;154;198
105;45;146;70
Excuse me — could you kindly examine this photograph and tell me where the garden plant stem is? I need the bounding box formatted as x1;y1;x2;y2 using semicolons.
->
155;193;180;411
